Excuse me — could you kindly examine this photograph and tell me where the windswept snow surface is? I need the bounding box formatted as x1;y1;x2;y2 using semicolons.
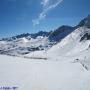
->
0;55;90;90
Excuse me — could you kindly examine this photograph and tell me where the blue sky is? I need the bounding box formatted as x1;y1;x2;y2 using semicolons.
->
0;0;90;38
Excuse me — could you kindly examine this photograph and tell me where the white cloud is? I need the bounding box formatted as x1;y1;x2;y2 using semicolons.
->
32;0;63;26
32;12;46;26
41;0;49;7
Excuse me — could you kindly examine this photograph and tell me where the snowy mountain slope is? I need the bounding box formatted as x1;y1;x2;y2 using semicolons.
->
23;15;90;62
0;26;74;56
24;28;90;71
47;27;90;56
0;55;90;90
0;26;90;89
46;15;90;70
0;15;90;90
0;36;53;56
0;15;90;57
45;26;90;70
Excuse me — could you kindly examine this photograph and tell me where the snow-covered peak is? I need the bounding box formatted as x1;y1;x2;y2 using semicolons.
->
20;37;29;43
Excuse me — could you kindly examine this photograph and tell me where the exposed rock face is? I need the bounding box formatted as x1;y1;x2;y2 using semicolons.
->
78;15;90;28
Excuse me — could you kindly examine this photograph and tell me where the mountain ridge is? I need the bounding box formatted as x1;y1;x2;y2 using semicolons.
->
0;14;90;56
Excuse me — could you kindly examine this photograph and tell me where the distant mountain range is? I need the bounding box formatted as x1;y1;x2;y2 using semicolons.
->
0;14;90;56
